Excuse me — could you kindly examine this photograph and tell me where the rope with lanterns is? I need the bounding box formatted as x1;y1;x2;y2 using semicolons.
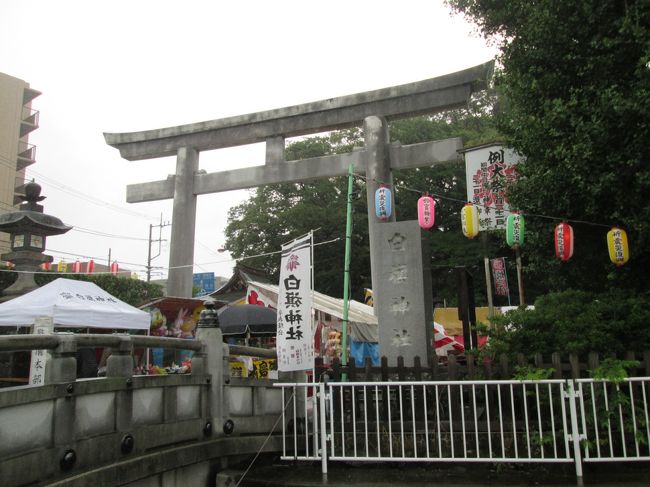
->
367;175;630;267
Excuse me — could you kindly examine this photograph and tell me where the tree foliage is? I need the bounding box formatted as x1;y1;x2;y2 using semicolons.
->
448;0;650;293
0;269;164;307
224;99;511;304
484;290;650;358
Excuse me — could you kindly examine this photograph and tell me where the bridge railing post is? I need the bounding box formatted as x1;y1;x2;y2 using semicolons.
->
45;332;76;384
106;335;134;378
196;326;229;435
45;333;78;456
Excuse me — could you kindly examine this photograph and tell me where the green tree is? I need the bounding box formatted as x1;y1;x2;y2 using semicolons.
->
0;270;163;307
484;289;650;358
224;101;509;304
448;0;650;293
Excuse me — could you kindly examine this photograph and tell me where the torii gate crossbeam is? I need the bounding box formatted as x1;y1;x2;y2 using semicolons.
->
104;62;493;298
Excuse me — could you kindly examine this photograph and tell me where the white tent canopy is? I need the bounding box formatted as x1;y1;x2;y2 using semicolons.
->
0;278;150;330
247;280;379;342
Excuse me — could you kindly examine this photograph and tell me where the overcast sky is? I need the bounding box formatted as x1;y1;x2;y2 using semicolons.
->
0;0;496;282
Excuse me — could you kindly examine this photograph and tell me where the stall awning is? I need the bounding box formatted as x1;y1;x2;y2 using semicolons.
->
0;278;150;330
247;280;378;342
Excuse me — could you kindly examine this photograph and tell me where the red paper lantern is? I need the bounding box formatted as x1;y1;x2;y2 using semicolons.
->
72;260;82;273
87;259;95;273
110;261;119;275
417;194;436;230
41;262;51;271
554;222;574;262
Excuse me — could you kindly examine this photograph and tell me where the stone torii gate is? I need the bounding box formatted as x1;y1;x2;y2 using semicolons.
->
104;62;493;303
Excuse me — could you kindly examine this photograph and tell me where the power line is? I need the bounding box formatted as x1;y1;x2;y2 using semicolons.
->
0;152;159;221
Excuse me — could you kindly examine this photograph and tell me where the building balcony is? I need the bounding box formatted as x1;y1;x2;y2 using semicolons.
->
20;106;40;137
22;86;41;105
16;143;36;171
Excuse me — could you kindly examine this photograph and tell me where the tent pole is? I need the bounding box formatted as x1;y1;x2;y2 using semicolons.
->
341;164;354;382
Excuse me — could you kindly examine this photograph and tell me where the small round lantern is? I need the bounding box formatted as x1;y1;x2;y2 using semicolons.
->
375;184;392;220
417;194;436;230
87;259;95;273
607;227;629;266
506;213;525;249
554;222;574;262
72;260;82;273
461;203;480;239
110;261;119;275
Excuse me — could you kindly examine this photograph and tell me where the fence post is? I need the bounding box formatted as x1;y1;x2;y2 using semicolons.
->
319;381;328;475
566;380;584;483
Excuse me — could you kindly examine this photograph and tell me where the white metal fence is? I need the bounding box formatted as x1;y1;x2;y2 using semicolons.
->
275;377;650;480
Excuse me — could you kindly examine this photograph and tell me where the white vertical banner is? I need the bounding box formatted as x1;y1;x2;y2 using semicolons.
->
29;316;54;386
276;234;314;372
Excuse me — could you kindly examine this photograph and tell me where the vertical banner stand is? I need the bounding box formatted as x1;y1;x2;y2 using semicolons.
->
341;164;354;382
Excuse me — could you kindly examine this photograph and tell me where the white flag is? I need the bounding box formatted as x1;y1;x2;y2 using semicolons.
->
276;234;313;371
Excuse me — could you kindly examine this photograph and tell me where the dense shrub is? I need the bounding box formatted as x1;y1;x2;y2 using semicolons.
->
483;290;650;358
0;270;163;307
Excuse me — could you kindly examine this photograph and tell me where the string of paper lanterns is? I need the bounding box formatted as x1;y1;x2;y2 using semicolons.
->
374;183;630;267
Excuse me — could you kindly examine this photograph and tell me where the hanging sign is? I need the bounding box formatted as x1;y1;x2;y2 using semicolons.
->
461;203;480;239
554;223;574;261
464;144;521;231
490;257;510;297
375;185;392;220
417;195;436;229
607;227;629;266
276;234;314;371
506;213;525;249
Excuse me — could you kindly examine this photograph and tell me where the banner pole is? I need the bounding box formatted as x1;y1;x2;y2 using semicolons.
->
481;232;494;318
341;164;354;382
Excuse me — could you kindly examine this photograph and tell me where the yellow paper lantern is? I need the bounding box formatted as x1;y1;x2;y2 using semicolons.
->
461;203;480;239
607;227;629;266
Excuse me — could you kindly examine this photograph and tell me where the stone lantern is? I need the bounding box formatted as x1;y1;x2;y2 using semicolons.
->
0;181;71;301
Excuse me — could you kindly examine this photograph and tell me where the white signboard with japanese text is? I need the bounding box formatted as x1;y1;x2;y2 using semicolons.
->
28;316;54;386
465;145;521;231
276;235;314;372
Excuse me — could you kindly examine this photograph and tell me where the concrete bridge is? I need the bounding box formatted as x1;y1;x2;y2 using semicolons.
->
0;327;292;486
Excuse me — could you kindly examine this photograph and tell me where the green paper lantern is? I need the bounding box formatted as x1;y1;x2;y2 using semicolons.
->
506;213;525;249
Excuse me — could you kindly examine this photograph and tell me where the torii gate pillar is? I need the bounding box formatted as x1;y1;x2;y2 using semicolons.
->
364;115;395;313
169;147;199;297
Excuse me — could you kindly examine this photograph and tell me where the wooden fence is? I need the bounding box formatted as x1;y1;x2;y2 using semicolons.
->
316;350;650;382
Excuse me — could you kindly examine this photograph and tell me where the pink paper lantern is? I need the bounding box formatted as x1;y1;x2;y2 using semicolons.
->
417;195;436;230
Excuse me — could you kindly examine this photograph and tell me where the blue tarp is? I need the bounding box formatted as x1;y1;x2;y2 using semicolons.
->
350;338;380;366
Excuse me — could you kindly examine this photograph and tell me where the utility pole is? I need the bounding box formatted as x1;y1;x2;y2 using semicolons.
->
146;215;170;282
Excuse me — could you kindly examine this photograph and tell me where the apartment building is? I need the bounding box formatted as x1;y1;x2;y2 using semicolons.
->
0;72;41;255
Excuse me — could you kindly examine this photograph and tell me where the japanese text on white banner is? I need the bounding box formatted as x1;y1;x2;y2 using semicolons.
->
276;235;314;371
